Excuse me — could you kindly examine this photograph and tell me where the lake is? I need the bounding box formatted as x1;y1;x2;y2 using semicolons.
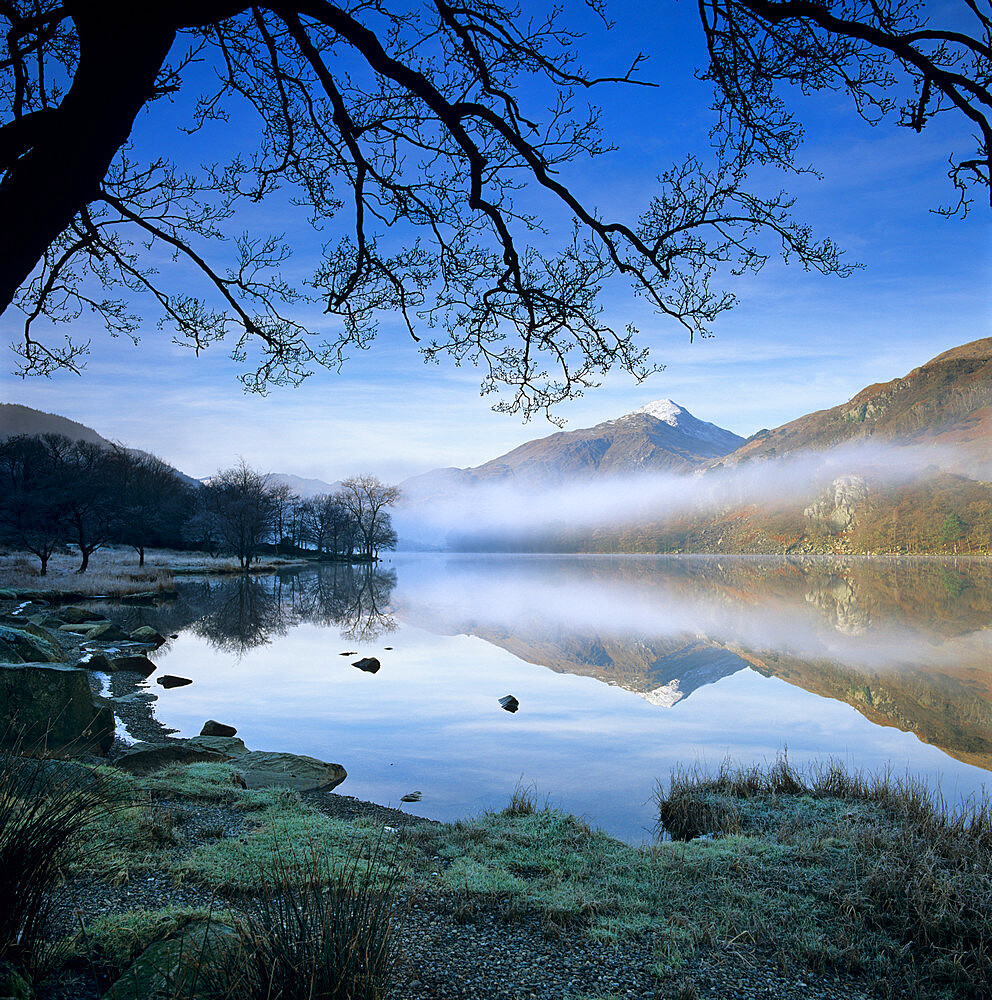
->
104;554;992;841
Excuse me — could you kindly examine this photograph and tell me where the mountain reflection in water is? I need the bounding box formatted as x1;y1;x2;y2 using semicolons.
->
116;555;992;840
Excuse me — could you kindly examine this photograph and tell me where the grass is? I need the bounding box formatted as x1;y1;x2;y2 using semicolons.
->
0;549;173;596
0;545;310;594
22;754;991;999
206;839;398;1000
0;750;110;979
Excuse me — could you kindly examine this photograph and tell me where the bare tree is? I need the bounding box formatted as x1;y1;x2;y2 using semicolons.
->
699;0;992;214
338;475;399;561
0;1;856;417
0;434;66;574
208;459;280;569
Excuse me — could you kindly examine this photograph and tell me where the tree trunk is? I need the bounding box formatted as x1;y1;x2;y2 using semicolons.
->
0;7;177;311
78;547;91;573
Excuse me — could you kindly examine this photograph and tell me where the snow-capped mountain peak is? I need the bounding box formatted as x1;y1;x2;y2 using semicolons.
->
618;398;744;452
630;398;686;426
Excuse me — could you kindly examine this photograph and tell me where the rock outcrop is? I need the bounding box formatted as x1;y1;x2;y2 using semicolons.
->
803;475;869;534
0;662;113;755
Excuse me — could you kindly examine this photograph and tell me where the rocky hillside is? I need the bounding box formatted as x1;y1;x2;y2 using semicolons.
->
723;338;992;474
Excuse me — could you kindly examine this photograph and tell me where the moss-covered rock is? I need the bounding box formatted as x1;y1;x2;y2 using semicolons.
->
0;625;64;663
0;663;114;755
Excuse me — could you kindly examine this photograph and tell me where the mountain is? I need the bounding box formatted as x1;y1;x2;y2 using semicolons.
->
0;403;199;487
722;338;992;475
404;398;744;498
266;473;340;499
0;403;112;446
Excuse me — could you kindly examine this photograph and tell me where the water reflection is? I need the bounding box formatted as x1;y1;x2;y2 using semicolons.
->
151;564;398;654
115;555;992;839
390;556;992;769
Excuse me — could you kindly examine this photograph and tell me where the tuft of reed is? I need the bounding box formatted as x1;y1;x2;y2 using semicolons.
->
202;837;399;1000
656;753;992;996
0;748;108;979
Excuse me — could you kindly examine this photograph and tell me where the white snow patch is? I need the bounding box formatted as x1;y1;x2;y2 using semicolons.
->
638;679;684;708
619;398;744;451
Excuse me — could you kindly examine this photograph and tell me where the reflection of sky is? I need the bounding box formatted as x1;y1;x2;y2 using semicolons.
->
146;555;992;841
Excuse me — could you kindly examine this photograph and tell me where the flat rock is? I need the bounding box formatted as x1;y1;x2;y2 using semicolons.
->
499;694;520;713
77;652;113;672
83;622;131;642
115;741;227;773
200;719;238;738
236;750;346;792
187;735;248;756
107;654;157;677
0;662;113;755
62;605;106;624
401;790;422;802
0;624;64;663
352;656;381;673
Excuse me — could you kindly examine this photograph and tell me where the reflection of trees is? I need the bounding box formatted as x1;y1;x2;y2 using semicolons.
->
182;564;398;653
191;575;295;655
287;564;397;641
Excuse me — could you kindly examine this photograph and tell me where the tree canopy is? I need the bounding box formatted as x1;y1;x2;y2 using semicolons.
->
0;1;985;415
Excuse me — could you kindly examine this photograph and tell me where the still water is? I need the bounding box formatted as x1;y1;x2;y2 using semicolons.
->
112;555;992;841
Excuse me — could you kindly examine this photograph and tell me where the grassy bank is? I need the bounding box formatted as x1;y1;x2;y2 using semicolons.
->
3;753;988;999
0;547;314;597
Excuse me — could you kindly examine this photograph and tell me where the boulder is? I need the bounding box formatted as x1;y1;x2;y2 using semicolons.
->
499;695;520;713
156;675;192;689
200;720;238;738
0;624;64;663
188;735;248;756
352;657;381;673
236;751;346;792
401;790;422;803
83;622;131;642
77;652;113;672
101;920;236;1000
0;662;114;755
107;655;157;677
62;606;106;625
130;626;166;647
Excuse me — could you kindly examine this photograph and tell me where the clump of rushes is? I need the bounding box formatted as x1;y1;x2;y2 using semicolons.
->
0;749;108;979
208;836;398;1000
656;753;992;997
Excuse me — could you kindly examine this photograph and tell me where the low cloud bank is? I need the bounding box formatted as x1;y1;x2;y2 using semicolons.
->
395;440;984;549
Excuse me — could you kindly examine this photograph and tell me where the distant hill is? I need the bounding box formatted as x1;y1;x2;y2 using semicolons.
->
266;473;341;499
0;403;112;446
0;403;200;488
404;398;744;501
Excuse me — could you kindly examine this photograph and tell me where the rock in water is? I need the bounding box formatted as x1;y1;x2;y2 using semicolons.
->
0;663;113;755
401;791;422;802
353;657;381;673
157;675;193;689
83;622;131;642
130;626;166;647
107;654;157;677
499;695;519;713
200;719;238;737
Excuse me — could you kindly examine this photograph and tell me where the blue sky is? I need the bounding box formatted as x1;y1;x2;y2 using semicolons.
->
1;0;989;482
